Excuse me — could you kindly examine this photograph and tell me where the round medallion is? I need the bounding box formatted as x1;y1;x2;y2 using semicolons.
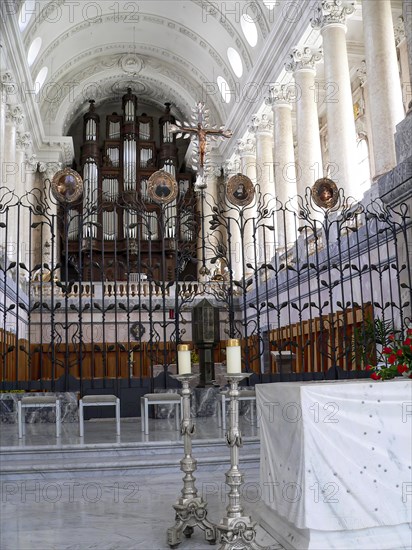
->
312;178;339;209
147;170;178;205
130;322;145;341
51;168;83;204
226;174;254;207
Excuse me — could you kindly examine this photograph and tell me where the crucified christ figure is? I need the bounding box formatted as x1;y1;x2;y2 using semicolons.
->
169;103;232;170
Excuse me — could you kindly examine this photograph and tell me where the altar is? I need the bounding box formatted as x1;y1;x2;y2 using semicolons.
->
255;379;412;549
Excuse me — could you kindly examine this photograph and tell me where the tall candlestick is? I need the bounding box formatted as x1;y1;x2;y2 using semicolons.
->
226;339;241;373
177;344;191;375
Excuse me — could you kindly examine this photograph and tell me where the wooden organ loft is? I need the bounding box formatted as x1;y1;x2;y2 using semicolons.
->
64;89;197;282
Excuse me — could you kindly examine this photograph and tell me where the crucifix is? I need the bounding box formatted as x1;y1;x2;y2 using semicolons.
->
169;102;232;174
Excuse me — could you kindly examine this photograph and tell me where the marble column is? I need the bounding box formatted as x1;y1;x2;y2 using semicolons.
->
285;47;323;197
266;85;298;249
224;154;243;280
394;15;410;114
402;0;412;87
16;132;33;266
236;137;259;272
249;114;276;264
312;0;360;198
362;0;405;178
249;113;274;198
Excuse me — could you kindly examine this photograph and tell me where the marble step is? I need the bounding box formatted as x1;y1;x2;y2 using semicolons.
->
0;438;260;480
0;436;259;462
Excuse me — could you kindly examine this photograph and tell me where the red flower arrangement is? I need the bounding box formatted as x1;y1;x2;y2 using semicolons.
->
367;328;412;380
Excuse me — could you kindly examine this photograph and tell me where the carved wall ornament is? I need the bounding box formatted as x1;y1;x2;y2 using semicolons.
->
311;177;339;209
147;170;178;204
120;54;144;75
226;174;255;207
51;167;83;203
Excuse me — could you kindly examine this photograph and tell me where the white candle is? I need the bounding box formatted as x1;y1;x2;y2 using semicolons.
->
226;339;241;373
177;344;191;375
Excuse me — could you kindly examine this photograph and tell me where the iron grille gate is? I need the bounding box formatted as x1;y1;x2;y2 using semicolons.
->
0;180;411;415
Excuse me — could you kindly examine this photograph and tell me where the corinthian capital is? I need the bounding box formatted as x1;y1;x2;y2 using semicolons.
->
236;137;256;157
285;47;323;73
16;132;32;150
266;85;294;107
249;113;273;136
224;158;240;178
6;104;25;127
394;16;405;47
311;0;355;30
356;60;367;87
1;70;18;97
38;161;62;182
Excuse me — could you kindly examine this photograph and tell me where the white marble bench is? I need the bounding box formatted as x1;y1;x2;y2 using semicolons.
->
17;395;61;439
217;389;258;431
79;395;120;437
140;393;182;435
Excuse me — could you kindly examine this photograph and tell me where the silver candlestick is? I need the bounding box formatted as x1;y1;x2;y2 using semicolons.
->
217;373;268;550
167;373;217;548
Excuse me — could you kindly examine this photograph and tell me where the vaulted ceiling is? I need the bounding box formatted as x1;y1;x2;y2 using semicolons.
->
1;0;404;163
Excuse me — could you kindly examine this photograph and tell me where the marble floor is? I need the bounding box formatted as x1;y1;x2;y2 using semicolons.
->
0;416;283;550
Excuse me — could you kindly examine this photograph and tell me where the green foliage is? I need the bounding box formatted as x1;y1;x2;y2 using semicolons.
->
352;315;394;368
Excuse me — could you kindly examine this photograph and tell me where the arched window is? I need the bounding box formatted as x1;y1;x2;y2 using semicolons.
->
241;14;258;47
34;66;48;92
217;76;231;103
28;37;42;67
19;0;36;31
227;48;243;78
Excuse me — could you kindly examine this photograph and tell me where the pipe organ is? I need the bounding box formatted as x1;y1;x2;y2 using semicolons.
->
63;91;196;281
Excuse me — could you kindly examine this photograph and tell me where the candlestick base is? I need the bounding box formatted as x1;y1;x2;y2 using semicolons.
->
167;497;217;548
168;374;217;548
216;373;272;550
218;516;274;550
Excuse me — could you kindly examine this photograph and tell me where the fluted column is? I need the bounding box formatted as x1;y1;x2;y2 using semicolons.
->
16;132;32;193
362;0;405;177
224;152;243;280
312;0;360;198
267;85;298;249
356;61;376;178
16;132;33;264
4;105;23;188
285;47;323;196
0;91;6;187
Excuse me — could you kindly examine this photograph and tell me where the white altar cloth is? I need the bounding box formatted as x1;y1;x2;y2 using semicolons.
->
255;379;412;549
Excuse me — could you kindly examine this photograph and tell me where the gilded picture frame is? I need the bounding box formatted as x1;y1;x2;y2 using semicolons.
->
51;168;83;204
312;177;339;209
226;174;254;207
147;170;178;205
